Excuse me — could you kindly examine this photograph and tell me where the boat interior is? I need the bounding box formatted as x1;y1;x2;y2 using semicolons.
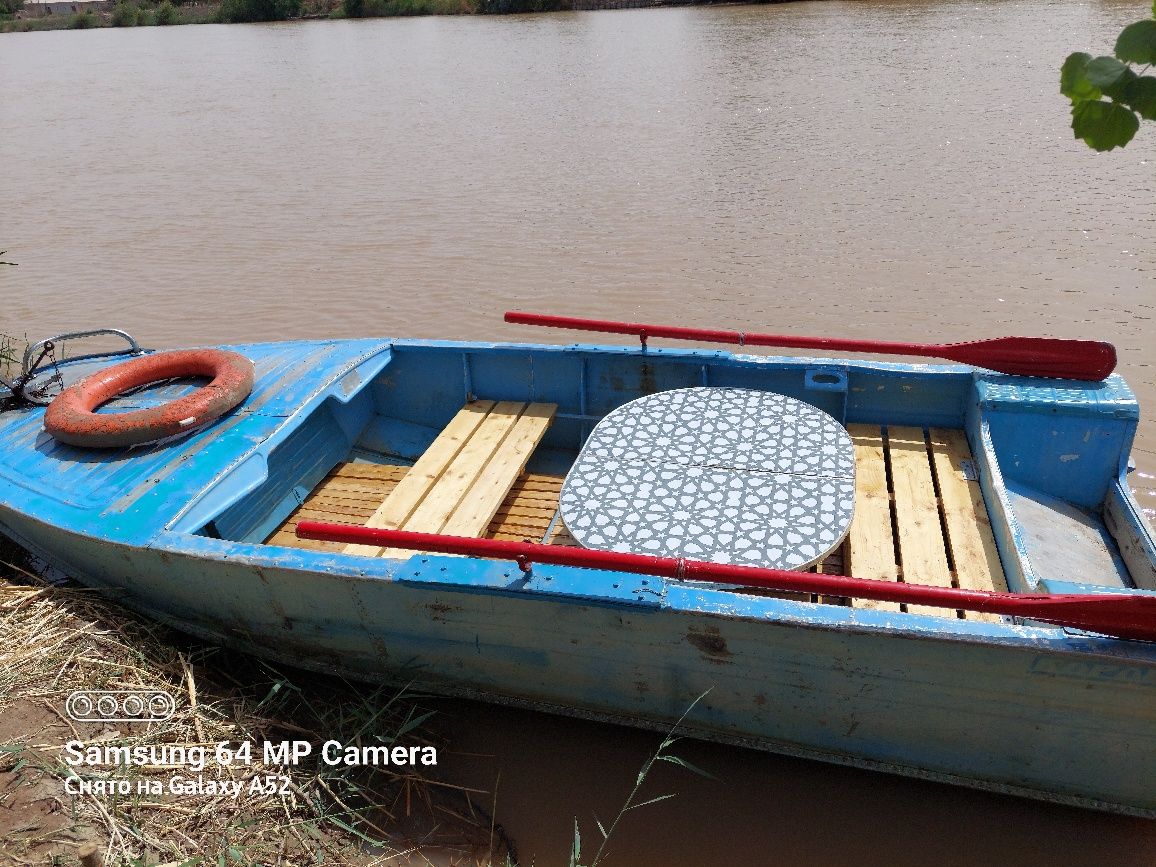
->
161;340;1155;618
14;337;1150;619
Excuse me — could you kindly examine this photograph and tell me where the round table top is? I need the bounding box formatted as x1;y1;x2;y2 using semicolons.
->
560;387;856;569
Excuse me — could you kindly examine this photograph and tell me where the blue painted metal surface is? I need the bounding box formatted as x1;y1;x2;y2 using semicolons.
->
1;338;1154;816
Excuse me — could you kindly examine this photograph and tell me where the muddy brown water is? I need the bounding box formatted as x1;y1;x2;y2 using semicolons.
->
2;1;1154;863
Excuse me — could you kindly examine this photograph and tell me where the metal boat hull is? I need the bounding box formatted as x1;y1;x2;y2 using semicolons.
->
2;338;1154;814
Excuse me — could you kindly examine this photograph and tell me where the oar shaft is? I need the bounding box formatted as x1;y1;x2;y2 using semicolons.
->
503;312;1116;381
296;523;1156;642
506;311;925;355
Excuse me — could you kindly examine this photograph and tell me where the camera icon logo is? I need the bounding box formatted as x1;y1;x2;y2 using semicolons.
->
65;690;176;723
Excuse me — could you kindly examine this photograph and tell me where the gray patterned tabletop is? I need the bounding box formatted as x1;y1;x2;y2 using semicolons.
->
560;388;856;569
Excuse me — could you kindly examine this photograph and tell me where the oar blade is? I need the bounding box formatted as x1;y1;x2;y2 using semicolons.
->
1025;593;1156;642
939;337;1117;381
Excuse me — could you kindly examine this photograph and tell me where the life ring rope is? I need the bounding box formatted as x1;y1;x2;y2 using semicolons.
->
44;349;254;449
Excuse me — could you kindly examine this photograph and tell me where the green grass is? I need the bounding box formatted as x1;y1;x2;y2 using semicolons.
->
110;0;139;25
1;14;78;30
67;9;97;26
570;691;715;867
154;0;178;23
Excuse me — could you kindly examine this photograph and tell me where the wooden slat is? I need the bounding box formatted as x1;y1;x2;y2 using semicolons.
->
271;534;345;553
492;504;559;520
929;428;1008;621
271;461;568;553
489;511;554;532
321;477;410;497
375;401;530;558
888;426;954;616
295;502;379;521
548;522;579;547
514;480;566;492
505;489;563;503
489;508;556;526
397;401;525;529
329;463;411;481
304;491;395;511
484;473;564;542
491;531;546;542
344;400;498;557
439;404;558;537
846;424;901;612
488;523;548;539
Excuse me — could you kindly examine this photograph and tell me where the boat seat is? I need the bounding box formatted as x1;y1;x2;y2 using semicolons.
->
344;399;557;558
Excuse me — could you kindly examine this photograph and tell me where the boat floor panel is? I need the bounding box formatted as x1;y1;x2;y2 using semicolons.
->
267;462;576;553
846;425;1009;622
268;424;1009;622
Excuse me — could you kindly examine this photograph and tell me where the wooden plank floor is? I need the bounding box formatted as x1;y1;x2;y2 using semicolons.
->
843;425;1009;622
267;462;574;554
268;425;1008;621
343;400;557;558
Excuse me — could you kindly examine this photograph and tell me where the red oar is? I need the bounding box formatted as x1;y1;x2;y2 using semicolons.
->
297;523;1156;643
504;312;1117;381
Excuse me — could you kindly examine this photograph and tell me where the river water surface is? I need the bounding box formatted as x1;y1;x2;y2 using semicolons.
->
2;1;1155;863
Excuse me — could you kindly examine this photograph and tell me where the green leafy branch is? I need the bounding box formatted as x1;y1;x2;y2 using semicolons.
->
1062;2;1156;150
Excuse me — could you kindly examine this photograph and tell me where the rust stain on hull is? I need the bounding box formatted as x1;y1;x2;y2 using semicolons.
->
686;625;732;663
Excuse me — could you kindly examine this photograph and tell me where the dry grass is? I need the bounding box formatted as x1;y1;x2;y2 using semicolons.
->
0;537;506;866
0;332;22;379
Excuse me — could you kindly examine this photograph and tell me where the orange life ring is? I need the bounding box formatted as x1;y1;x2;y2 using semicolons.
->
44;349;254;448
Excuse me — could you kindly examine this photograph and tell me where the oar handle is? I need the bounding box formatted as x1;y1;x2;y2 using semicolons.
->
297;523;1156;643
504;312;1117;381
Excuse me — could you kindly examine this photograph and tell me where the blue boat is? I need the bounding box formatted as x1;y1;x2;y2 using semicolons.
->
1;324;1153;816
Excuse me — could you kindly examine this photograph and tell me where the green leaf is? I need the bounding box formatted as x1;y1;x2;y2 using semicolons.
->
569;819;581;867
1060;53;1101;104
394;709;436;739
1123;75;1156;120
1085;56;1130;90
1102;64;1138;101
1072;100;1140;151
656;753;718;779
624;792;678;811
1114;19;1156;65
326;814;385;846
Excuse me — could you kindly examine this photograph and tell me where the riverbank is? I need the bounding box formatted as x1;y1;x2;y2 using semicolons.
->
0;536;507;865
0;0;720;32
